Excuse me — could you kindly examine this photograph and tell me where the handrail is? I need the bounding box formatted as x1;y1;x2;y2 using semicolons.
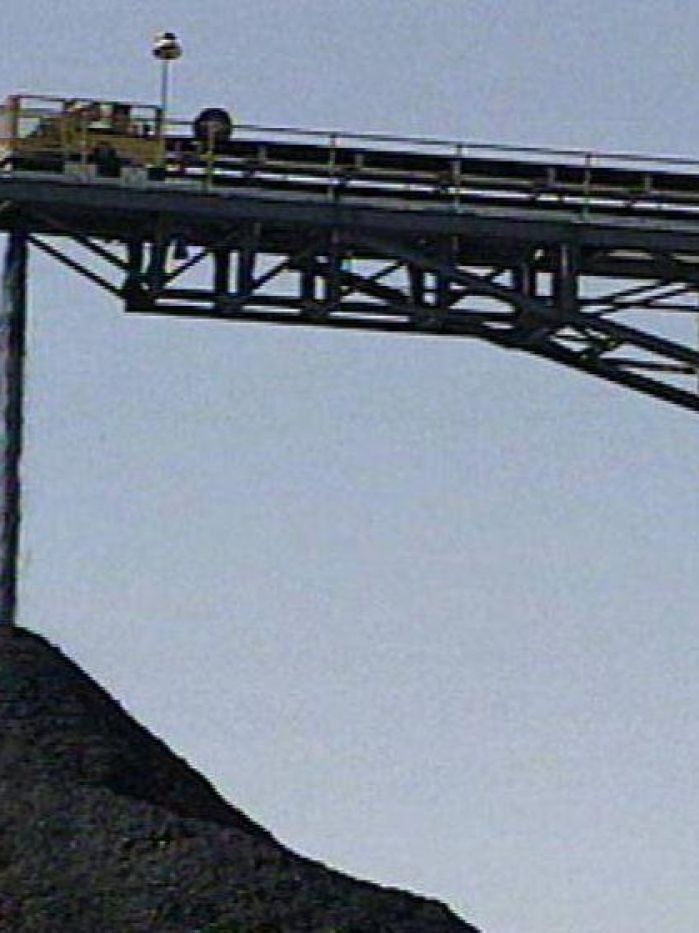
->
5;97;699;175
162;116;699;173
5;96;699;201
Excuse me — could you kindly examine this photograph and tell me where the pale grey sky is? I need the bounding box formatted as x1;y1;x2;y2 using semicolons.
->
4;2;699;931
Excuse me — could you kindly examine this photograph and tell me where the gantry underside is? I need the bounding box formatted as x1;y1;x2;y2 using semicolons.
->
2;150;699;412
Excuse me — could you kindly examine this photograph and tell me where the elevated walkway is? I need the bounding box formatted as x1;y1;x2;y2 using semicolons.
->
0;121;698;414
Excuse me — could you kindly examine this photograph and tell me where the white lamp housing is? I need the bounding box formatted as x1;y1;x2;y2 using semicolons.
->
152;32;182;61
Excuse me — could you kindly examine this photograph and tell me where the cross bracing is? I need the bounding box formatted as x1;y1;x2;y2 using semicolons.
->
2;124;699;414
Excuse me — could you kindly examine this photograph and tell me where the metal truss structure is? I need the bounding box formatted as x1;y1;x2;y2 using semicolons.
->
32;221;699;412
2;124;699;621
4;125;699;412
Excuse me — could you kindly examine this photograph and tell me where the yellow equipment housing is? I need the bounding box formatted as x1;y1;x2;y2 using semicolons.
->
0;94;164;171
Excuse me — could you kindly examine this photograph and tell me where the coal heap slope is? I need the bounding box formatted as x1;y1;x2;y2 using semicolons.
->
0;627;479;933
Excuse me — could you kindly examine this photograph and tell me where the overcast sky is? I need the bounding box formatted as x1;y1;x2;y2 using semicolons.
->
3;2;699;931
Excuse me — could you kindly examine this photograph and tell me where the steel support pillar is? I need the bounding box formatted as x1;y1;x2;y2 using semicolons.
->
0;231;27;626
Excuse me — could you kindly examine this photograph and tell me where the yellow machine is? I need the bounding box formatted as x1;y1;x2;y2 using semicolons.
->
0;94;164;174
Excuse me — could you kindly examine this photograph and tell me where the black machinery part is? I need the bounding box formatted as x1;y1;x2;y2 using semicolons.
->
193;108;233;146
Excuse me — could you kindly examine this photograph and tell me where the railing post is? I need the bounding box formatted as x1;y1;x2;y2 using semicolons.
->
452;143;463;213
583;152;592;220
205;121;215;191
0;231;28;627
80;116;88;172
328;133;337;201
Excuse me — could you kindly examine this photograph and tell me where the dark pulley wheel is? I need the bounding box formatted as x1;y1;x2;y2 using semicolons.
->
193;108;233;145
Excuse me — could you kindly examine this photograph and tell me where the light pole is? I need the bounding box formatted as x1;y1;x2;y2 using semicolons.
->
152;31;182;138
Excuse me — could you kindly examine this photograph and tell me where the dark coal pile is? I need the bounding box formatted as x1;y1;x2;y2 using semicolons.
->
0;627;479;933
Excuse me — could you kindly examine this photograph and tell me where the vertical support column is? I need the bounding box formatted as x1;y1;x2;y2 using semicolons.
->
513;260;537;299
146;216;171;291
323;231;342;310
408;265;425;306
434;240;455;311
124;240;145;312
236;223;259;297
553;242;579;314
0;231;28;627
430;237;459;320
299;258;316;314
214;249;230;309
511;255;541;335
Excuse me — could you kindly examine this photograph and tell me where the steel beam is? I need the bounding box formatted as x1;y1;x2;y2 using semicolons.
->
3;169;699;412
0;232;27;626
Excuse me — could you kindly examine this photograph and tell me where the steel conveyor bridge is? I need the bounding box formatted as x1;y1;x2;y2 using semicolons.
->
4;124;699;411
2;121;699;622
